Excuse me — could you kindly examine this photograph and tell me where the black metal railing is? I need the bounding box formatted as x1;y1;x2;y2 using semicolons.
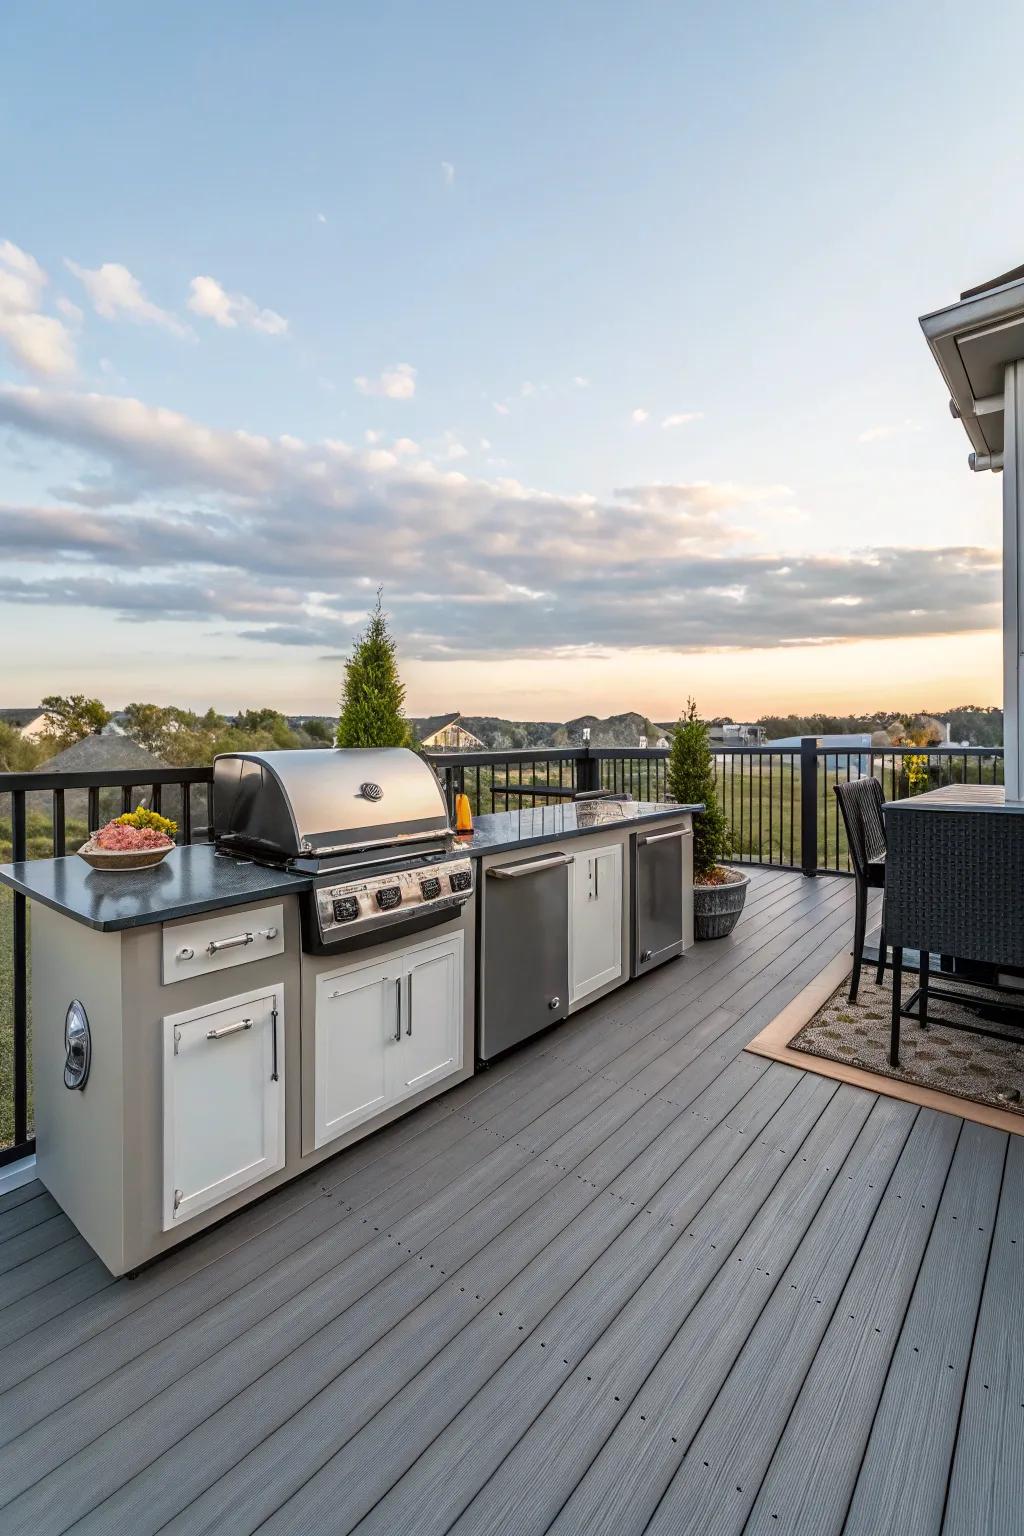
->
0;765;214;1167
0;742;1006;1166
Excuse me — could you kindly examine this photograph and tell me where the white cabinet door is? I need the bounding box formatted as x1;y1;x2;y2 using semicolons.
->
163;984;284;1230
314;958;400;1149
394;934;463;1102
569;843;623;1006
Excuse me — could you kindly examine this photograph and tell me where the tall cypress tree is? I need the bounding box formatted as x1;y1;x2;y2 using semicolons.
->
335;591;414;749
666;699;731;879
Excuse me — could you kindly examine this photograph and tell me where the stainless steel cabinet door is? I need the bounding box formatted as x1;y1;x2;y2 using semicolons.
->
162;984;284;1229
481;854;570;1058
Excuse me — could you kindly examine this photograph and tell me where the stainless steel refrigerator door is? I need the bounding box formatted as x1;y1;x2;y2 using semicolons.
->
633;826;689;975
480;852;570;1060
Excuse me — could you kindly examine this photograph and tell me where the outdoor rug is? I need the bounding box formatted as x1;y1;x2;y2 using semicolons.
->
746;951;1024;1135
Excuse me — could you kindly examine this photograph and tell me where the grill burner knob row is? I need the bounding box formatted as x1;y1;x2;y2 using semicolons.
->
332;896;360;923
375;886;402;911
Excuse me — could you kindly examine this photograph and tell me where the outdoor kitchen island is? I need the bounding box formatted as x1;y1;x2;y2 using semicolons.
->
0;765;699;1276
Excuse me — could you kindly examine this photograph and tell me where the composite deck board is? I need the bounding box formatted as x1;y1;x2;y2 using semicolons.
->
842;1119;1007;1536
0;869;1017;1534
743;1107;962;1535
943;1134;1024;1536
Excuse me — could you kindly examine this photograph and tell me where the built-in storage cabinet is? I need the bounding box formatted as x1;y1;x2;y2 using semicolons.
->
397;940;462;1097
162;983;284;1230
569;842;623;1006
314;931;463;1150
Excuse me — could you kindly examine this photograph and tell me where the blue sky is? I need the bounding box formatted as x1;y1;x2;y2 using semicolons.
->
0;0;1020;718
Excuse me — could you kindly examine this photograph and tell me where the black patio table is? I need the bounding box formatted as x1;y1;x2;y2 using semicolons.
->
883;783;1024;1066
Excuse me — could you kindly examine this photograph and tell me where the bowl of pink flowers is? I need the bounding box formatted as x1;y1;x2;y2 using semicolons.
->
78;807;178;872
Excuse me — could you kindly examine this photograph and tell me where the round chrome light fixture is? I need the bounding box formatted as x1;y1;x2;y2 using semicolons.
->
64;1000;92;1090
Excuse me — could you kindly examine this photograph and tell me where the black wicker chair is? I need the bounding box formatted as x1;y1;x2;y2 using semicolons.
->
833;777;887;1002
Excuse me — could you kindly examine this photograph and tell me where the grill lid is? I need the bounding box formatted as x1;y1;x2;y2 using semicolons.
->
213;748;452;860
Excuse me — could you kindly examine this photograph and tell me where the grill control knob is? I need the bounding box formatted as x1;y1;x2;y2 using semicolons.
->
420;876;442;900
332;896;359;923
375;886;402;911
449;869;472;894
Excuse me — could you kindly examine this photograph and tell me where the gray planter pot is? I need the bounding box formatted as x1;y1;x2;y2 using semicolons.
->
693;868;750;940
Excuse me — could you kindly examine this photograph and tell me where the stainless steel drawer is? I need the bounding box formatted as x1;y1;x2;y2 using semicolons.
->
162;903;285;984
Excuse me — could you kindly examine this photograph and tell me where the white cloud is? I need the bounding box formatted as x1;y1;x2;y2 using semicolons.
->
394;437;419;456
662;411;704;428
316;212;327;224
493;401;510;416
355;362;416;400
0;240;77;377
55;295;84;324
573;375;590;388
441;162;455;186
364;429;382;444
857;420;920;444
65;259;188;335
0;382;999;663
631;407;649;424
186;275;288;336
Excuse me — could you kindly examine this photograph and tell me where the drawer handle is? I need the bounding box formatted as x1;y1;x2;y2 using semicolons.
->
641;828;691;845
206;1017;254;1041
207;931;254;955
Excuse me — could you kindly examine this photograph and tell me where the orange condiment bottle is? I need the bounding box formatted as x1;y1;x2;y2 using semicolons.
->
454;792;474;833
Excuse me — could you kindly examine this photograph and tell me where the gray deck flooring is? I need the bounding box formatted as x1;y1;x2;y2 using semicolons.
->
0;866;1019;1534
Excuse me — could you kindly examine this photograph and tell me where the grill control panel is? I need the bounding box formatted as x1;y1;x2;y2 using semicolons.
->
314;856;474;947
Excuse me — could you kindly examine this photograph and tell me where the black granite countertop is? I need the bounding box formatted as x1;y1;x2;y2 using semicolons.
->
457;800;702;857
0;844;310;931
885;784;1024;815
0;800;701;930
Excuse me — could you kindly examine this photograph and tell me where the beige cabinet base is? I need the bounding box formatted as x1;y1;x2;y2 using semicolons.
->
31;896;475;1276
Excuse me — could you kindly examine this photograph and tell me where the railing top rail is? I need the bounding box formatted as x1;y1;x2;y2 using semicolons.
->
422;747;584;767
0;765;215;793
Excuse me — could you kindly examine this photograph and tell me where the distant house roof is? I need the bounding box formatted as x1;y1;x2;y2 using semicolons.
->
41;734;168;774
0;707;45;728
414;713;461;742
413;713;485;751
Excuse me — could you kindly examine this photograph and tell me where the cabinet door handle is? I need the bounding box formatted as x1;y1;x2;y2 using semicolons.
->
594;857;599;900
640;827;691;845
271;1004;279;1082
406;975;413;1037
206;1017;253;1041
488;853;571;879
394;978;402;1042
207;931;253;955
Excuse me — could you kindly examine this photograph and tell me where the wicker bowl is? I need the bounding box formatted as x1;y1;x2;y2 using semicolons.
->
77;839;174;873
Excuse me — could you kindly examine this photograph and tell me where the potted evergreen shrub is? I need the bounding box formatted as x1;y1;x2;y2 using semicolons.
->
667;700;749;940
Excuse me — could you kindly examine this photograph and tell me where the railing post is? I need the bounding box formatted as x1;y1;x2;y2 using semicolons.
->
11;790;28;1149
800;737;819;877
575;745;600;794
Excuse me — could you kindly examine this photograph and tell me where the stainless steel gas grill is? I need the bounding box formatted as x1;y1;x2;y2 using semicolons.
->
212;747;474;954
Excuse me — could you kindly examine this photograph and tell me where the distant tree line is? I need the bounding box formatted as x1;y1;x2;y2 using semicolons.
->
756;705;1003;748
0;697;334;772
